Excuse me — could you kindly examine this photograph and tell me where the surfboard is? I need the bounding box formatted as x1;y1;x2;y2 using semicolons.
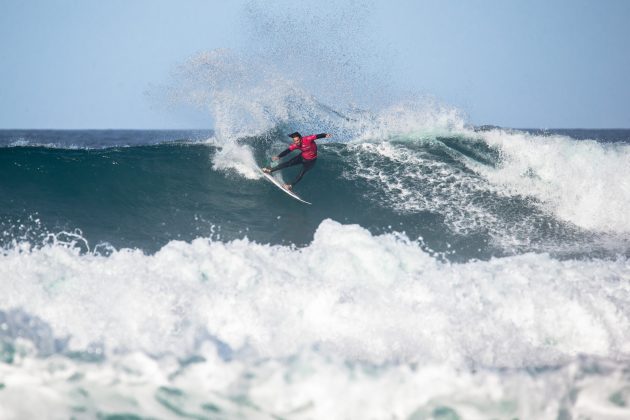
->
260;168;312;205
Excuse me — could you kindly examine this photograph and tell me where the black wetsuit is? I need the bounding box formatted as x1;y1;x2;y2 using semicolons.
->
268;133;326;186
271;154;317;186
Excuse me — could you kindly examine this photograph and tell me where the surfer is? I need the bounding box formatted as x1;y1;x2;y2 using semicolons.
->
263;132;332;190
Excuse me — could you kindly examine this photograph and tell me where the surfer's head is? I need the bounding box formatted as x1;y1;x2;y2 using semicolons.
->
289;132;302;145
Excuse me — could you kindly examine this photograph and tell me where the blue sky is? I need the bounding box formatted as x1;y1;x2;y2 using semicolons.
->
1;0;628;129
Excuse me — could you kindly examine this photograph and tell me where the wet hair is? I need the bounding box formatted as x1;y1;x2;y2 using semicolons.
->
288;132;302;138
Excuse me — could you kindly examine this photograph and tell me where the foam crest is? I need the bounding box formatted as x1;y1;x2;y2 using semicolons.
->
479;129;630;232
1;220;629;369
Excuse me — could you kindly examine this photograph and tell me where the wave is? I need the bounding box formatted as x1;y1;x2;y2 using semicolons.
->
2;127;630;259
339;128;630;253
1;219;628;365
478;128;630;232
162;47;630;246
0;219;629;417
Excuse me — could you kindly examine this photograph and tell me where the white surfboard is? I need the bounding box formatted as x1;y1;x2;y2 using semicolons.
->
260;168;312;205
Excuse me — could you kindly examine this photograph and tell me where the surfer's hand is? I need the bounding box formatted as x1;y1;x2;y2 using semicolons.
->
325;133;332;138
272;156;279;161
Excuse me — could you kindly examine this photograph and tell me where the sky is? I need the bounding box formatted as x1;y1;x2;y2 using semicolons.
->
0;0;629;129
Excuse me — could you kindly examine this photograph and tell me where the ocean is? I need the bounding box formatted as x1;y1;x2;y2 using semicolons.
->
0;125;629;419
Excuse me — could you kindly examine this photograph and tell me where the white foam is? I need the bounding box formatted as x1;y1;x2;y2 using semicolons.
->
2;338;630;419
1;220;630;417
478;129;630;233
341;140;502;236
1;219;629;366
210;140;262;180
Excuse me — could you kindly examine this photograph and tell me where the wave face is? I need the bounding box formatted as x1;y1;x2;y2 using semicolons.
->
1;128;629;259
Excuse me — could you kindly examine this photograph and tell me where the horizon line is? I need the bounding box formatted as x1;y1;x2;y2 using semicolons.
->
1;127;630;131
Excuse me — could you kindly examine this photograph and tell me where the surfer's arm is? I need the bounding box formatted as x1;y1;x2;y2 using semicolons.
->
275;148;292;159
316;133;332;139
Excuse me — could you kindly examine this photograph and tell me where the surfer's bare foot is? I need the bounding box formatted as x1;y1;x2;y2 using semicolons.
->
262;167;271;174
284;184;292;191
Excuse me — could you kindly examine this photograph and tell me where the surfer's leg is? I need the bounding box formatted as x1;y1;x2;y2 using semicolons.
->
290;158;316;186
270;155;302;172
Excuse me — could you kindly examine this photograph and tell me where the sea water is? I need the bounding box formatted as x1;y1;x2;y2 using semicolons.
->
1;126;629;419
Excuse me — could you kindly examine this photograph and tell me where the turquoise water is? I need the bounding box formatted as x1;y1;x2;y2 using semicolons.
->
1;129;628;260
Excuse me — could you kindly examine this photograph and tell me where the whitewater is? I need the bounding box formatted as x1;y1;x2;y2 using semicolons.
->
1;123;630;419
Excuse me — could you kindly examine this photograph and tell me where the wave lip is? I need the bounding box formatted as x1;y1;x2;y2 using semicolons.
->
478;128;630;233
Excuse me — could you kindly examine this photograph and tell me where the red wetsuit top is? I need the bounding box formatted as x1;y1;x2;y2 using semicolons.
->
285;134;327;160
